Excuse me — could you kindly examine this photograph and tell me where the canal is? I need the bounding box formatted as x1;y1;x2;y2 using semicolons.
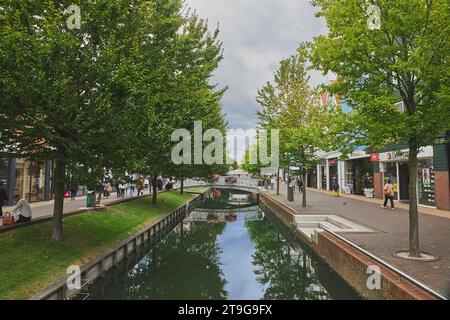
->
88;189;360;300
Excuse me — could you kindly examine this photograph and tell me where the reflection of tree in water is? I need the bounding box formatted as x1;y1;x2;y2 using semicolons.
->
246;219;330;300
103;222;228;300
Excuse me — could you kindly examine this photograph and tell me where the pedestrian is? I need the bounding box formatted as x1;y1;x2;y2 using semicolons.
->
297;177;304;194
291;178;296;193
165;180;174;191
129;182;135;197
382;179;395;210
157;176;163;191
137;178;144;196
0;182;9;217
331;175;340;197
10;194;32;223
70;184;78;201
115;183;121;198
104;183;112;199
120;183;126;198
271;176;275;190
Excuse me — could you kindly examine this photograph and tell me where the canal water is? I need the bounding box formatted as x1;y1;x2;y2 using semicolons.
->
88;190;359;300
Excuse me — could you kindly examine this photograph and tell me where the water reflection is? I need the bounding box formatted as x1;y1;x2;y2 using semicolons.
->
90;191;358;300
246;219;329;300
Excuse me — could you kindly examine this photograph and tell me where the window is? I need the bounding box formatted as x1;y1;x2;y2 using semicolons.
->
0;159;9;191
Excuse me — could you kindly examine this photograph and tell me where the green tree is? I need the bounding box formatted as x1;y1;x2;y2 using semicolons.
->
134;3;227;204
310;0;450;257
0;0;146;240
257;45;343;206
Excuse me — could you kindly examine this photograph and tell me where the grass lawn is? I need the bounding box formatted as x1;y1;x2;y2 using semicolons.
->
0;191;195;300
183;187;208;193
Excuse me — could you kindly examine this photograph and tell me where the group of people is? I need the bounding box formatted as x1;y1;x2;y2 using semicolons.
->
288;177;304;193
0;182;32;224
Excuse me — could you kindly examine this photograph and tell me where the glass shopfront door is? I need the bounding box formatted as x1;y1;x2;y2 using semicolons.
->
398;163;410;202
15;159;47;202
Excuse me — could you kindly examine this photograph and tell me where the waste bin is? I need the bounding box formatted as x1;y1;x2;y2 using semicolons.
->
86;192;96;208
288;186;294;202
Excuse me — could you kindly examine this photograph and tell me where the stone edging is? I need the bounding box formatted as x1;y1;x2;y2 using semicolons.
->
29;191;207;300
0;193;159;234
259;192;442;300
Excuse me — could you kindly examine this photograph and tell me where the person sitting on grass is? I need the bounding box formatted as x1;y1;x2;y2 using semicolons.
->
11;195;32;223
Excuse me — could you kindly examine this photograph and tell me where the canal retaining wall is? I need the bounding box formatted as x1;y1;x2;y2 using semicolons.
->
30;191;206;300
259;192;439;300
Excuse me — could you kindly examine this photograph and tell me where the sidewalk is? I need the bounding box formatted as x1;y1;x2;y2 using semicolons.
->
267;184;450;297
1;189;152;223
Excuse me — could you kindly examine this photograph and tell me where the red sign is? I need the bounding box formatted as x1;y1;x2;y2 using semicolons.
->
327;159;337;166
370;153;379;162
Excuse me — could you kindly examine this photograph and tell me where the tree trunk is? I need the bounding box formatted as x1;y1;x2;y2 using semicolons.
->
276;168;280;195
52;159;65;241
302;173;307;208
408;140;421;257
152;175;158;205
180;177;184;194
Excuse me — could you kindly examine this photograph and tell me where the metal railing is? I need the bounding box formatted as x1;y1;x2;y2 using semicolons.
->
321;226;448;300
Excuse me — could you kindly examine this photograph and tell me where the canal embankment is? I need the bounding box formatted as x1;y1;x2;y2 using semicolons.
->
0;190;206;300
260;191;446;300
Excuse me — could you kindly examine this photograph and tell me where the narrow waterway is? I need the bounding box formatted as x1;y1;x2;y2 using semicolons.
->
88;190;359;300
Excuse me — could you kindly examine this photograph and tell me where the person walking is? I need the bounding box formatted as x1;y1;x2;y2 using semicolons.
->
331;175;340;197
382;179;395;210
137;178;144;196
129;182;135;197
120;183;126;198
271;177;275;190
70;183;78;200
0;182;9;217
297;177;304;194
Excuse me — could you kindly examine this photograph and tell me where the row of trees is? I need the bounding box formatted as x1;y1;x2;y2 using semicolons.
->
246;0;449;258
0;0;228;240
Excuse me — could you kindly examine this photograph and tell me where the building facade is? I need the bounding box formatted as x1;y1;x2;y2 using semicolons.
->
313;143;450;211
0;158;53;205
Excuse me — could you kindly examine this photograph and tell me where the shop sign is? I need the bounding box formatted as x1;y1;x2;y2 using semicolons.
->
370;153;379;162
327;159;337;166
351;151;367;158
378;152;396;161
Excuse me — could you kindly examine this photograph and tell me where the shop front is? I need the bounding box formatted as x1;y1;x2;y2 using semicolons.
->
327;158;338;190
417;158;436;207
318;162;327;190
0;159;9;188
344;156;374;195
307;168;317;188
372;147;436;207
13;159;52;203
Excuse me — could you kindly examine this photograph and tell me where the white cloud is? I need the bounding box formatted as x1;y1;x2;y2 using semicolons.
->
186;0;328;160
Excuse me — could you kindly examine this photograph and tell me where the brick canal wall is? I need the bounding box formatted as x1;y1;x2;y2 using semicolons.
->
259;192;439;300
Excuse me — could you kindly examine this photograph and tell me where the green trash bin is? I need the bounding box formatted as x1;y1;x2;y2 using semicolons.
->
86;192;96;208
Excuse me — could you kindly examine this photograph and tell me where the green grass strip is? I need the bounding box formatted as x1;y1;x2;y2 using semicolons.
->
0;191;194;300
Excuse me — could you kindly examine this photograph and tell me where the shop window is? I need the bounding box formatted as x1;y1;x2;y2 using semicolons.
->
418;159;435;207
14;159;46;202
0;159;9;193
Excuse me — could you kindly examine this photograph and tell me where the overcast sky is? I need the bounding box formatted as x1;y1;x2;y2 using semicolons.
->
186;0;329;160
